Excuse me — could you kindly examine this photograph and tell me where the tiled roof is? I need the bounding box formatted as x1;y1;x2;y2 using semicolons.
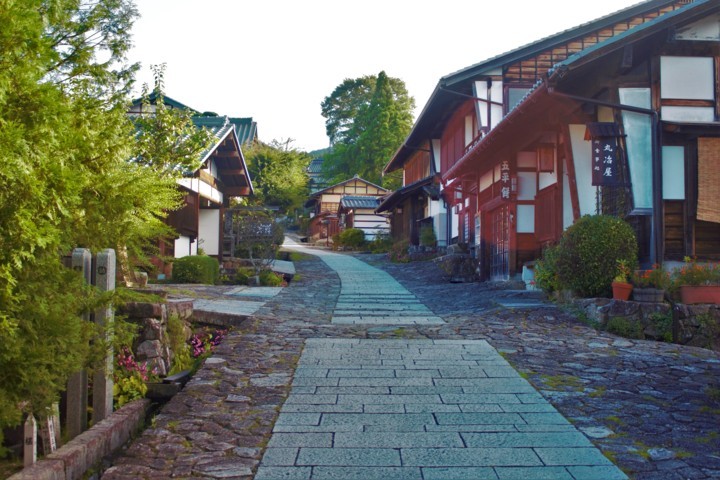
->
340;196;381;210
308;158;324;174
192;116;235;143
228;117;257;145
309;175;389;199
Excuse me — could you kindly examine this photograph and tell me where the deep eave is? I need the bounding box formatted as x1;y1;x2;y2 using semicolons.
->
193;116;254;196
389;0;689;172
307;175;389;200
376;176;438;213
443;0;718;183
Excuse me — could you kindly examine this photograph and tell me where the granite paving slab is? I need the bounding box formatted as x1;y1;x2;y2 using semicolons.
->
256;338;627;479
308;250;445;326
192;298;265;316
225;286;284;298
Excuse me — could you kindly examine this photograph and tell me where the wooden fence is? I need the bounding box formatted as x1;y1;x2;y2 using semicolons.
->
23;248;116;466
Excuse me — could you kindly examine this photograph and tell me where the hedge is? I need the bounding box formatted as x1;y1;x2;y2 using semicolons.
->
172;255;220;284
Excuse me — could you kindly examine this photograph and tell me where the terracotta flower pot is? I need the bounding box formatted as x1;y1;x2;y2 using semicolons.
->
612;281;633;301
679;285;720;304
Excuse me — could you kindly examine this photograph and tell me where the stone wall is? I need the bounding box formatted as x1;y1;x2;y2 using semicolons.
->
118;294;194;376
572;298;720;350
8;400;150;480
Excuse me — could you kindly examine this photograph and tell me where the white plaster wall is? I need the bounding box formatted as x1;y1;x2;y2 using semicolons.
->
430;200;447;247
569;124;596;217
199;209;221;256
174;235;196;258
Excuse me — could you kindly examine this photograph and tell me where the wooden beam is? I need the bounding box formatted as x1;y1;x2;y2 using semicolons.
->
561;126;582;222
218;168;247;176
213;152;241;160
225;186;252;196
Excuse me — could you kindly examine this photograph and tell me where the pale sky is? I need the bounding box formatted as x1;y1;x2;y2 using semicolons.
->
128;0;640;153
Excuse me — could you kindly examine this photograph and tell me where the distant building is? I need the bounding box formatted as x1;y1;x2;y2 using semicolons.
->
129;94;255;275
305;175;389;241
307;157;329;193
338;196;390;241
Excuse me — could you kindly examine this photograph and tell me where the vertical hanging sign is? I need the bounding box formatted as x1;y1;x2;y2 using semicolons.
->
586;122;623;186
500;159;513;201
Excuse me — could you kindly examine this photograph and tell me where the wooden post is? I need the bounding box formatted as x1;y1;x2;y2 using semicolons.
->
39;413;57;455
23;414;37;467
92;249;115;424
67;248;91;439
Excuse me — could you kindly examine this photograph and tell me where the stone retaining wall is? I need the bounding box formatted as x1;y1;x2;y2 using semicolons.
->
573;298;720;350
119;296;194;376
8;400;150;480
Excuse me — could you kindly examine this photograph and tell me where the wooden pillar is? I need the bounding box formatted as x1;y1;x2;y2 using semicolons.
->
66;248;91;439
92;249;115;424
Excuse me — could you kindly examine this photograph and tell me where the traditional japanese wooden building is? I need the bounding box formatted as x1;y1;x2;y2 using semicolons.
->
387;0;720;281
129;95;255;271
305;176;389;241
338;196;390;241
377;141;444;246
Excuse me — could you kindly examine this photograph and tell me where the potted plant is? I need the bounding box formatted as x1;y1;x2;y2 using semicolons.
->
631;264;669;302
611;260;633;301
673;256;720;304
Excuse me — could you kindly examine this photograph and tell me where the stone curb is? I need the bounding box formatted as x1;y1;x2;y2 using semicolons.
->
191;309;251;327
8;399;151;480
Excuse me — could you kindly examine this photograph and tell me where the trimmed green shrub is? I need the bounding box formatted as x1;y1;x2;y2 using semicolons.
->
555;215;637;297
337;228;366;249
259;270;283;286
419;225;437;247
234;267;254;285
172;255;220;284
369;233;393;253
605;316;644;339
535;244;561;294
389;239;410;263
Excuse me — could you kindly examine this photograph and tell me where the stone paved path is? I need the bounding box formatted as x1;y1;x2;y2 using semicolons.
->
257;338;625;480
315;247;444;325
103;242;720;480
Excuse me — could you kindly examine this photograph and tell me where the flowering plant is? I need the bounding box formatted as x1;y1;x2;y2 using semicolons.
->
113;347;159;407
613;260;632;283
672;257;720;286
632;264;670;290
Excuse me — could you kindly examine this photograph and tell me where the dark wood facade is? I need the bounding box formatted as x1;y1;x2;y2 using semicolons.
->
379;141;444;246
306;176;388;240
387;0;720;280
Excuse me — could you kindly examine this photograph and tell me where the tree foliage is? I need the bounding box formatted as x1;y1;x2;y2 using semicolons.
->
0;0;196;450
320;72;414;190
243;139;311;214
230;209;285;276
133;64;215;176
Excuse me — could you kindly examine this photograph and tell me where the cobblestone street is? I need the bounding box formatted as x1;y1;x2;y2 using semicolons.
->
103;242;720;480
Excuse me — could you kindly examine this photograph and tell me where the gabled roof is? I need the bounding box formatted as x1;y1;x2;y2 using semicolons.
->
308;175;389;199
440;0;680;88
387;0;690;172
444;0;718;182
228;117;257;145
191;116;254;195
308;158;324;174
130;91;198;113
376;176;438;213
340;195;382;210
548;0;716;79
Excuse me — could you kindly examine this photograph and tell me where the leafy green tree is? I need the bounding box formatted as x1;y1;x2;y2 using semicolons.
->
243;139;311;214
133;63;215;176
320;72;414;189
0;1;201;452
